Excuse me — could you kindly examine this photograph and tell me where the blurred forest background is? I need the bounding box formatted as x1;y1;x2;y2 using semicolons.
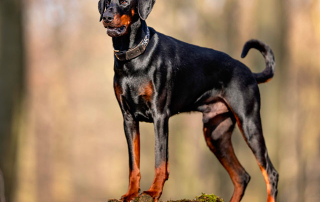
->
1;0;320;202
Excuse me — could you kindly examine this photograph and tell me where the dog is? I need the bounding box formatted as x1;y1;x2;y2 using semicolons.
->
98;0;279;202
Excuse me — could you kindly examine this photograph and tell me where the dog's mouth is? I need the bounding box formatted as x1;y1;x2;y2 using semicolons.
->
106;25;127;37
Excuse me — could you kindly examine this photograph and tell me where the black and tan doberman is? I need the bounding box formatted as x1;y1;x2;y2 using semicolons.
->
98;0;279;202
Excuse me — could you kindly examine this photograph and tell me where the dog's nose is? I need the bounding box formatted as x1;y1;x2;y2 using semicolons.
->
103;12;114;23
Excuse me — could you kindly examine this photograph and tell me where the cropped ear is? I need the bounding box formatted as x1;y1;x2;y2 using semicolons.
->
138;0;156;20
99;0;106;22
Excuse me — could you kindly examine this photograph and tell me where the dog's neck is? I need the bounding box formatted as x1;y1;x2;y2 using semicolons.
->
112;19;148;51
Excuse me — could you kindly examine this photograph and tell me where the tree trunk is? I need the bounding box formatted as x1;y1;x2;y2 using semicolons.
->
0;0;25;201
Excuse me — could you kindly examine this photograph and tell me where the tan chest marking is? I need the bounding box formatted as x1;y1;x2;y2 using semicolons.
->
139;81;153;102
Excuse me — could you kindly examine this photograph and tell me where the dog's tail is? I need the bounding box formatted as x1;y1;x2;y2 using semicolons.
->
241;39;275;84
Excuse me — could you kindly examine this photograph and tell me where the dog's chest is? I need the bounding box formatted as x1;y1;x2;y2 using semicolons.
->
115;77;154;122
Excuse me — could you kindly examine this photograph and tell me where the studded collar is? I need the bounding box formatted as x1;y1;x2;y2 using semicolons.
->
114;27;150;61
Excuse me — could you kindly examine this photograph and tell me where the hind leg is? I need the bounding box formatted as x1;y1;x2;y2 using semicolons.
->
226;87;279;202
236;112;278;202
203;111;250;202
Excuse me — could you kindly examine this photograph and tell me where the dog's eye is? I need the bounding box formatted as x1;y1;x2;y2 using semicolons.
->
105;0;110;6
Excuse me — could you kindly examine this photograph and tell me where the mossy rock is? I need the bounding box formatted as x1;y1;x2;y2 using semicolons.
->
108;193;223;202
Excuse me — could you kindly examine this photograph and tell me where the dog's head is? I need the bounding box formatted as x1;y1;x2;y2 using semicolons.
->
98;0;155;37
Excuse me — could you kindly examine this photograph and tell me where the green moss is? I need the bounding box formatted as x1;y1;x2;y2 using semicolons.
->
193;193;224;202
164;193;223;202
108;193;223;202
166;199;192;202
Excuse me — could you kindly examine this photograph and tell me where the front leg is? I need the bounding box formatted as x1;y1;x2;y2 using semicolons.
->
143;115;169;202
121;116;141;201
